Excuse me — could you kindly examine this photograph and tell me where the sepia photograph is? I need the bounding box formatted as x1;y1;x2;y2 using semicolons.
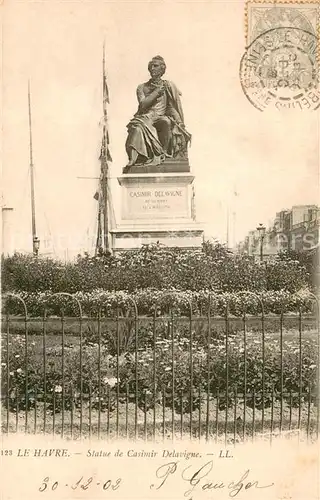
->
1;0;319;498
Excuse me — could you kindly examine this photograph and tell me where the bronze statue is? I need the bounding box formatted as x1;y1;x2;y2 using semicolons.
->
125;56;191;169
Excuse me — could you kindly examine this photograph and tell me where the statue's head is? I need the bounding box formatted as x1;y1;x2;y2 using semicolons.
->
148;56;166;78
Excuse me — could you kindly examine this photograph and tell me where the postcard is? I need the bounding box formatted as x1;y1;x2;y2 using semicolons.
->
1;0;319;499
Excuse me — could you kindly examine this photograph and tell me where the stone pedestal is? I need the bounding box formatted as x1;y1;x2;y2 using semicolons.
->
110;163;204;251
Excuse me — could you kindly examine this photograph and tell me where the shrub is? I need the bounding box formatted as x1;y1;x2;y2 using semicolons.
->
1;241;311;295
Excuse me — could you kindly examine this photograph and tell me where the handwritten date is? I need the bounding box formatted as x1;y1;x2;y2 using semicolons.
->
39;476;121;492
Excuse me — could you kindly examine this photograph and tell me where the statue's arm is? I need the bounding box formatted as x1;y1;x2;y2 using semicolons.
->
165;81;184;125
166;105;182;124
136;84;163;113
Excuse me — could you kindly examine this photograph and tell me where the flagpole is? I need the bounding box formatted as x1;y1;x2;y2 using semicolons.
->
95;207;102;255
232;211;236;249
226;206;229;248
233;183;238;250
101;42;109;252
28;81;40;256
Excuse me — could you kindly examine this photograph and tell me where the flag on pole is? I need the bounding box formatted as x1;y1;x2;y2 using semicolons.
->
103;41;110;105
94;42;113;255
95;41;115;255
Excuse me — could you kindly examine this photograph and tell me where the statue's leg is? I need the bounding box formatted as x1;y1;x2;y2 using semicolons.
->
126;148;139;167
125;125;141;167
154;116;171;155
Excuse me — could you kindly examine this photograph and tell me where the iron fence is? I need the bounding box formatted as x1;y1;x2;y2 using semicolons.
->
1;292;319;443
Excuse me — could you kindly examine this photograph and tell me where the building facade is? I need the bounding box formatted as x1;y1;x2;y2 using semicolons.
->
239;205;319;259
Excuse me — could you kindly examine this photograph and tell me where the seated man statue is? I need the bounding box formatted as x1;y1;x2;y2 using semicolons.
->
125;55;191;169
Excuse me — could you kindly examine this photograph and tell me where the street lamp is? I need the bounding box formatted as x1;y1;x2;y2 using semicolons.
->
256;223;266;262
33;236;40;257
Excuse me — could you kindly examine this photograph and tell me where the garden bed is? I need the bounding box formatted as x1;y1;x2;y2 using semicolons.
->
2;314;318;338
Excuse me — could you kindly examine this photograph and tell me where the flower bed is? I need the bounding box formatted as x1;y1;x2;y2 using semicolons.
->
2;288;317;317
1;325;317;416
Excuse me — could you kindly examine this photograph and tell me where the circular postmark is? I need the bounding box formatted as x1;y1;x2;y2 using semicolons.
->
240;27;320;111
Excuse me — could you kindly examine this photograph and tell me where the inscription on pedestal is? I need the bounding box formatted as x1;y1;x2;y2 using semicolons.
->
123;185;189;219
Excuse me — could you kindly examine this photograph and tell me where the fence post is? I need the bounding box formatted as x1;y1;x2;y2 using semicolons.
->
3;293;28;435
44;293;83;439
224;299;230;446
206;294;212;442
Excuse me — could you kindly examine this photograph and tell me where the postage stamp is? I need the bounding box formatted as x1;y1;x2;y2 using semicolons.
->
245;1;320;46
240;26;320;111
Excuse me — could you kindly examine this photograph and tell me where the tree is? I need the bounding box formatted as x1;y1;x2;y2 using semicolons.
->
277;248;319;290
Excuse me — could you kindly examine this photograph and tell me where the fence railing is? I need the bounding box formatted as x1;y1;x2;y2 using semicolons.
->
1;292;319;443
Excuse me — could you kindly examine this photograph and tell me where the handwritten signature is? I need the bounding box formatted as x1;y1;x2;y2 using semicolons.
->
150;461;274;498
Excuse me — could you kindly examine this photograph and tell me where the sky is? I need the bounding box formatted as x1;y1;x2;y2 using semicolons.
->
1;0;319;259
